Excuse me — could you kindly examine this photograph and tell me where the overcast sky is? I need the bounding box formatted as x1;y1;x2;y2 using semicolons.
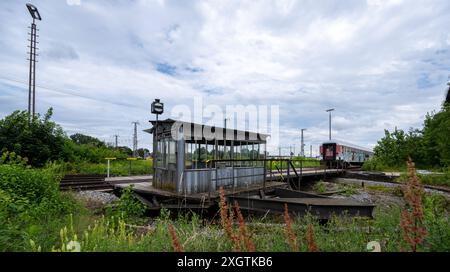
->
0;0;449;155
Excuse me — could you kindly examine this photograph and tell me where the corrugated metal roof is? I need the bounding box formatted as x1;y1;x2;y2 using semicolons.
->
144;118;269;143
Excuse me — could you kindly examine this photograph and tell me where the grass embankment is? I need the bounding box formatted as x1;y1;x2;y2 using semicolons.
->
62;159;153;176
362;160;450;188
397;171;450;187
270;158;320;170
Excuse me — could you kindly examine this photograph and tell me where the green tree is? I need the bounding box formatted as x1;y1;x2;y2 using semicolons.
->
70;133;105;147
373;129;409;168
421;104;450;167
0;109;67;167
369;104;449;169
136;148;150;158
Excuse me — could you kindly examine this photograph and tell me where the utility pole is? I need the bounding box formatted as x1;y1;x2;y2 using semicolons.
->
26;4;41;122
224;118;230;130
114;134;119;148
310;145;312;158
326;109;335;141
301;128;307;157
132;121;139;157
224;117;230;158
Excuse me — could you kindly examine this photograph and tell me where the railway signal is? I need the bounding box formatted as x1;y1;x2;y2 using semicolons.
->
151;99;164;179
151;99;164;115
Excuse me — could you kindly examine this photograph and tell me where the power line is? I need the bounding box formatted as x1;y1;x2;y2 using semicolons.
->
0;75;147;110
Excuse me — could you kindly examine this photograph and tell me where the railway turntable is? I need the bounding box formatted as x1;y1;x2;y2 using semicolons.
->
113;119;375;219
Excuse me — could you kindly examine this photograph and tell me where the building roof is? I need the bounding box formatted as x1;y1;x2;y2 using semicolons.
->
144;118;269;144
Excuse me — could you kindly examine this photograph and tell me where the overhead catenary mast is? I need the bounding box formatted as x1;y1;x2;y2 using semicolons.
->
132;121;139;157
114;134;119;148
301;128;307;157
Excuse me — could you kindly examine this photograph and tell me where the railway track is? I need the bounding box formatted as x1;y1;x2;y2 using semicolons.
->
60;174;113;192
344;171;450;194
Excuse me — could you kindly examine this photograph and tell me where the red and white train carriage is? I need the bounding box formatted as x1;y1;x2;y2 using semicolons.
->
320;141;374;168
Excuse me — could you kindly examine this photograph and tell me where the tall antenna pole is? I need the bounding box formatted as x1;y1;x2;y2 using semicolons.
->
26;4;41;122
132;121;139;157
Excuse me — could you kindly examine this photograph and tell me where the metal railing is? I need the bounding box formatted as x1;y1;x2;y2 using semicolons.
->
205;157;323;192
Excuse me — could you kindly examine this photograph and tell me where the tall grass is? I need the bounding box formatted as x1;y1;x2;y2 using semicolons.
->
23;200;449;252
217;187;255;252
306;224;318;252
169;224;184;252
283;204;298;251
2;155;448;252
399;158;427;252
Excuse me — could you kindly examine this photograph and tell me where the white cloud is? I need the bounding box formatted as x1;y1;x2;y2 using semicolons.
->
0;0;449;154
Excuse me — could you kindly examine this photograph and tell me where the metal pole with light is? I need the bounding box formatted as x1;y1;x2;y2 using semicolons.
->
26;3;42;122
326;109;335;141
151;99;164;180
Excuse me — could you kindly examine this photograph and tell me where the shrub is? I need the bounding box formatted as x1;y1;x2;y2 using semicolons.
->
114;186;146;220
0;161;80;251
313;181;327;193
0;164;60;207
362;157;389;171
422;194;450;251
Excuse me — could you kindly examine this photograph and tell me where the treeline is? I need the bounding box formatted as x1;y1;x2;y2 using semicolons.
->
0;109;149;167
365;103;449;170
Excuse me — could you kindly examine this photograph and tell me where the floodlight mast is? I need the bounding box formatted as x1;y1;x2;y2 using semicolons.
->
26;3;41;122
26;4;42;21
